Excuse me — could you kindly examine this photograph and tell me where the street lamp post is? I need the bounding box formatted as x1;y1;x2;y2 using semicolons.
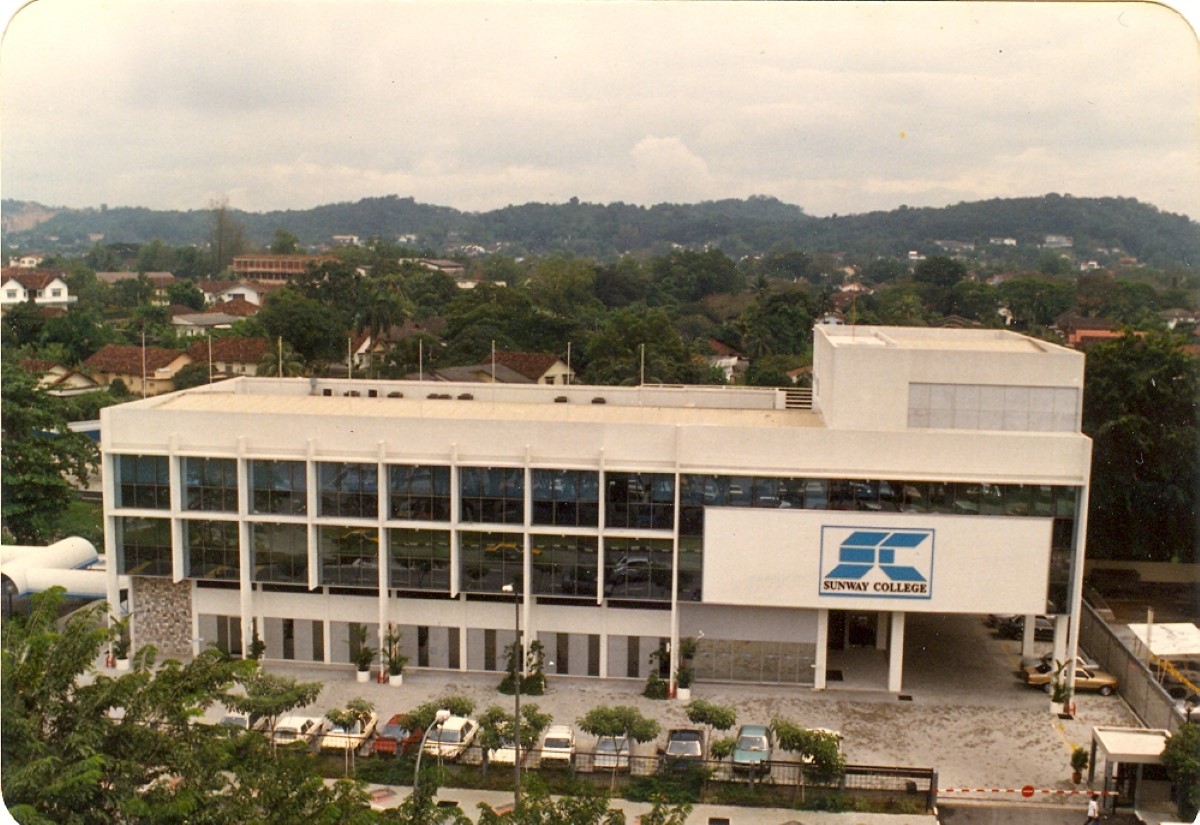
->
413;708;451;799
502;582;521;806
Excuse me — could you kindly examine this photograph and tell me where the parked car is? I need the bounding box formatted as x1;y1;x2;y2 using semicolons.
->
320;711;379;751
1019;652;1100;671
272;715;329;746
489;737;519;766
372;713;424;756
540;725;576;767
422;715;478;761
1022;663;1118;695
593;735;631;771
998;615;1054;641
731;724;773;774
659;728;705;773
219;713;267;732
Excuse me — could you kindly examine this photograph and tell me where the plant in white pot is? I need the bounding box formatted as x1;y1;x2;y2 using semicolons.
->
383;624;408;686
349;624;376;683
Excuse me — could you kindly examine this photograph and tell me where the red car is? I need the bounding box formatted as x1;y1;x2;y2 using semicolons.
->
372;713;424;756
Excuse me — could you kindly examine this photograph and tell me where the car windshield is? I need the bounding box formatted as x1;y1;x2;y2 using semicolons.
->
430;728;461;744
276;730;296;741
380;724;407;738
597;737;627;752
737;735;767;750
667;737;702;756
544;737;571;749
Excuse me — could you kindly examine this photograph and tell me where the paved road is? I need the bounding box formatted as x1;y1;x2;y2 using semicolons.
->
939;801;1141;824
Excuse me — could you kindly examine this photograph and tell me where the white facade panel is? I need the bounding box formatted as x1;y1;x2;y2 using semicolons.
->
702;508;1053;615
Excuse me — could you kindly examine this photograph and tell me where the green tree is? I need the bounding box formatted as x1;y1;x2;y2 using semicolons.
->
1;299;45;349
1162;722;1200;821
110;276;153;310
221;669;324;746
257;342;306;377
1083;332;1199;561
476;704;552;776
477;778;628;824
577;704;661;791
39;307;115;365
1;588;262;824
771;719;845;799
172;361;212;390
683;699;736;747
525;257;604;322
135;239;177;273
257;288;344;369
997;276;1075;329
583;306;701;385
166;279;206;310
209;198;248;272
325;697;375;776
650;249;743;303
1;365;99;543
271;228;301;254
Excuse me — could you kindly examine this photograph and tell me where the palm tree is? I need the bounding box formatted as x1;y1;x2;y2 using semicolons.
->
256;342;305;377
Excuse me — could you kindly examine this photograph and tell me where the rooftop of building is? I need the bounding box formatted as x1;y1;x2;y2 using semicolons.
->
818;324;1071;354
144;378;820;429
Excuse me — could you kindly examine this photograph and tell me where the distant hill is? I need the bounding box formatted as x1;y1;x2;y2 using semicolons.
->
4;193;1197;270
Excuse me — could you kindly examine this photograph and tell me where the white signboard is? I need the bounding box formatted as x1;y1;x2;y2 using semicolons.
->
702;508;1053;614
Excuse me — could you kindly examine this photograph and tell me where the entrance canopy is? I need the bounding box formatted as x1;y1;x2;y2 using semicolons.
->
1091;726;1170;765
1127;623;1200;659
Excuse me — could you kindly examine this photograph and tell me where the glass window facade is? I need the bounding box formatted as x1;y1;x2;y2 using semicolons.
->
460;467;524;524
532;534;598;597
460;531;523;593
532;470;599;527
389;528;451;591
318;526;379;587
604;537;673;601
252;522;308;585
252;460;307;515
319;463;378;518
606;472;674;530
185;520;240;580
389;465;451;521
184;457;238;512
117;455;170;509
116;517;172;576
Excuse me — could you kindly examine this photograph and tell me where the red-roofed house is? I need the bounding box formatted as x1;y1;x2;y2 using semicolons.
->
185;337;269;378
705;339;747;381
489;351;575;385
1;269;75;310
19;359;101;396
83;344;192;397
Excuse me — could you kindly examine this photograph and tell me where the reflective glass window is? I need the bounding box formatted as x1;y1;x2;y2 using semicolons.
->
388;465;451;521
184;457;238;512
532;469;599;527
319;463;378;518
603;537;672;601
185;520;240;580
606;472;674;530
460;531;523;593
318;526;379;587
460;467;524;524
252;522;308;584
251;460;307;515
116;517;172;576
531;534;598;598
389;528;451;591
117;454;170;509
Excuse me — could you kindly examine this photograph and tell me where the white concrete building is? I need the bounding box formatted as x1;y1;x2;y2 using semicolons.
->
101;326;1091;693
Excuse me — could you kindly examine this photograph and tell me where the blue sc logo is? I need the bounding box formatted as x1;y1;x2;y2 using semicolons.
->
820;527;934;599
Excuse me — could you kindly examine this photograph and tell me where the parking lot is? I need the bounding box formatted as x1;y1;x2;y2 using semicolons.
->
201;612;1143;813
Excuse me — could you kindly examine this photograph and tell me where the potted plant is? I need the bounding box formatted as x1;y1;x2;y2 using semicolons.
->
1070;745;1089;784
383;624;408;686
248;629;266;663
349;624;376;683
675;636;698;701
112;615;131;671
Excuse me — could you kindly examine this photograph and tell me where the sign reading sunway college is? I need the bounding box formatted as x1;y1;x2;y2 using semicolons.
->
819;526;934;600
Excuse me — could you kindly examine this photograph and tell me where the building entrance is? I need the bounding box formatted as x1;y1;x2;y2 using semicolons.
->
825;610;889;690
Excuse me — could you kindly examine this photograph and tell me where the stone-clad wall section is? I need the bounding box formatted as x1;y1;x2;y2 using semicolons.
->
132;578;192;658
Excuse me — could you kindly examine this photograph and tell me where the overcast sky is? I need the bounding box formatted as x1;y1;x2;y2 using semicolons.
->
1;0;1197;219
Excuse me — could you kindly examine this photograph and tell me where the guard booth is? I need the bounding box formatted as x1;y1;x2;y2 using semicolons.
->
1088;726;1172;814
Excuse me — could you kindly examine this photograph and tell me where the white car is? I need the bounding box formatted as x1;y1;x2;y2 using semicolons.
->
319;711;379;751
272;715;329;746
422;715;478;761
540;725;576;767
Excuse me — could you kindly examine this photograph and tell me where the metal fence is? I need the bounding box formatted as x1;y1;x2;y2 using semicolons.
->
433;745;936;812
1079;599;1186;733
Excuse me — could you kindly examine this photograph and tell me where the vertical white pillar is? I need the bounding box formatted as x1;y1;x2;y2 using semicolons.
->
887;611;906;693
169;436;184;583
522;448;533;671
814;608;829;690
237;437;253;657
1021;613;1037;659
876;612;890;650
1053;614;1069;666
377;443;388;679
668;434;681;693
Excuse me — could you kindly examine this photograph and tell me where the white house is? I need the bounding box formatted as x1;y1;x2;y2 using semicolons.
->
1;269;75;309
99;326;1091;696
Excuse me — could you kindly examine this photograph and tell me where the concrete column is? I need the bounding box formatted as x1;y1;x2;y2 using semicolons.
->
1053;614;1069;667
814;609;829;690
887;611;906;693
876;612;890;650
1021;613;1037;659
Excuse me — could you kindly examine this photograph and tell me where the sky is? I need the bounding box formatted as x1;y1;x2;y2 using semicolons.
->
1;0;1198;220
